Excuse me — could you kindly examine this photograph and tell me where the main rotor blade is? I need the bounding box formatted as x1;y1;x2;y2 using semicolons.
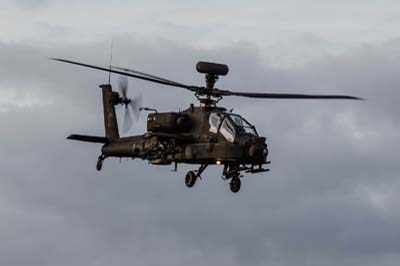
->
50;58;197;91
223;91;363;100
112;66;188;88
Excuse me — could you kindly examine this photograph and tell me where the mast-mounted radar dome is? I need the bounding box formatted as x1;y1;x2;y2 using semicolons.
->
196;62;229;76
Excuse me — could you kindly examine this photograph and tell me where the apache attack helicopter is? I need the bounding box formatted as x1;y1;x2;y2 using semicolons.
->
51;58;362;193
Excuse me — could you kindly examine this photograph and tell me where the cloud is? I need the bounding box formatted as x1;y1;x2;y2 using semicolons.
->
13;0;47;9
0;36;400;266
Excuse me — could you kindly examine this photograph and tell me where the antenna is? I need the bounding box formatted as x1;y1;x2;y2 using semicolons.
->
108;40;114;84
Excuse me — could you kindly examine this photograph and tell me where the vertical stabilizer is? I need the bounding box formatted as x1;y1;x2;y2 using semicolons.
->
100;84;119;141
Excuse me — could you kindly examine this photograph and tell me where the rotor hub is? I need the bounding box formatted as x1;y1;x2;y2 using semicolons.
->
119;97;131;107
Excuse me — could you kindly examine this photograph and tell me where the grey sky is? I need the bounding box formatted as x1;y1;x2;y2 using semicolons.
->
2;0;400;66
1;1;400;266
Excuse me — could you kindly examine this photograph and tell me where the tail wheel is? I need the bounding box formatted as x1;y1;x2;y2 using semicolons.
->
185;171;197;188
96;160;103;171
96;155;105;171
230;176;241;193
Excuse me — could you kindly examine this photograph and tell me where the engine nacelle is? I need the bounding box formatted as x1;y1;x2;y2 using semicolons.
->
147;112;192;132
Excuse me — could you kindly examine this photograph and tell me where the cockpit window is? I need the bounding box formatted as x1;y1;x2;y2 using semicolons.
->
209;112;256;142
229;114;258;136
209;112;222;133
220;118;236;142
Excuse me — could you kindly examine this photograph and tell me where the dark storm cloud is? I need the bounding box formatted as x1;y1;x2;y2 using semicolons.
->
1;37;400;266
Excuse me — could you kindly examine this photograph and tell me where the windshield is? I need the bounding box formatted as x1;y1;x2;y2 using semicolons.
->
208;112;257;142
228;114;258;136
209;112;236;142
220;118;236;142
209;112;222;134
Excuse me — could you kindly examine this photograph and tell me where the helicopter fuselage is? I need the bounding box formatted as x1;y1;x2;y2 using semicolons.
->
101;104;268;167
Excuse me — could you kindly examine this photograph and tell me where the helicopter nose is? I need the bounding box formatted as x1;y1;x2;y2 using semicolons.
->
248;137;268;163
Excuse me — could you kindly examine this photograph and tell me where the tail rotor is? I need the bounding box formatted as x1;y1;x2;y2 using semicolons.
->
118;75;142;133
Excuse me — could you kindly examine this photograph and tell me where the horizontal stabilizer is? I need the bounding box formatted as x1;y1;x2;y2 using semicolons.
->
67;134;107;143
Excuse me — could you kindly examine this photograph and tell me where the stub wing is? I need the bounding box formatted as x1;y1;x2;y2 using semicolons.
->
67;134;107;144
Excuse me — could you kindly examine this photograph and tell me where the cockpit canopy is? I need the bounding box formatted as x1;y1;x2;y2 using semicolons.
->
209;112;257;142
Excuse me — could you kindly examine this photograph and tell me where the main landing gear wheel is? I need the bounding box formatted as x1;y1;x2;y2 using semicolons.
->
185;171;197;188
230;176;241;193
